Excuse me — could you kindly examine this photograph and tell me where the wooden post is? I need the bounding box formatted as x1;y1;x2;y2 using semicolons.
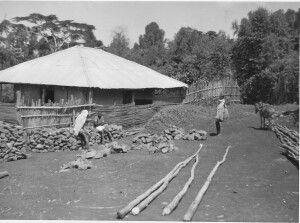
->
72;109;76;124
132;91;135;105
88;88;93;104
41;87;45;106
16;90;21;107
0;83;2;101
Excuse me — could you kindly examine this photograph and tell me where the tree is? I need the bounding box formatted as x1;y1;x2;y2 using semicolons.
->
13;13;99;52
0;20;33;68
231;7;299;104
108;26;130;57
0;13;103;70
136;22;167;67
166;27;233;85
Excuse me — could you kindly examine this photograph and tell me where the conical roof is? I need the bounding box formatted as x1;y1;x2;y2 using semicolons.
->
0;45;187;89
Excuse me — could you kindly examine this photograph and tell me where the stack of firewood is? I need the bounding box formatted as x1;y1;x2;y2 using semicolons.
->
183;129;207;141
272;123;299;162
0;121;29;162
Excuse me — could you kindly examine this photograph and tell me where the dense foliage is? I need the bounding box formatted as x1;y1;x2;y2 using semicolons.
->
232;8;299;104
0;8;299;104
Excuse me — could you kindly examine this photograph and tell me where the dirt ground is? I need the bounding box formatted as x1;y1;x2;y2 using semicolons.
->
0;104;299;221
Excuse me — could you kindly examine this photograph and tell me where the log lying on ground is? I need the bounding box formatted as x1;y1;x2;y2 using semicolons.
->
117;144;203;219
183;146;231;222
0;171;9;179
132;147;201;216
162;154;199;216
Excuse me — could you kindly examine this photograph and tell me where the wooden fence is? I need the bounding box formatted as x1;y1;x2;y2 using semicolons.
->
16;102;177;130
183;78;241;105
0;102;20;124
17;104;95;130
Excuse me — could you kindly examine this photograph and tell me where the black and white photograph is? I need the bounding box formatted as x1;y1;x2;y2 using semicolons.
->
0;0;299;221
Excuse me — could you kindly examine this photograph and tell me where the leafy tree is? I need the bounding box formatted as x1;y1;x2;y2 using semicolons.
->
166;27;233;85
108;26;130;57
0;13;103;70
13;13;99;52
232;7;299;104
135;22;167;67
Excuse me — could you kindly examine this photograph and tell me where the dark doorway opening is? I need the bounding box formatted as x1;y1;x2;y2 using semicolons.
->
44;87;54;104
123;90;133;104
134;99;153;105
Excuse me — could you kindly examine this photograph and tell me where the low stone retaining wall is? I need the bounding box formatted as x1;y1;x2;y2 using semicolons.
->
0;121;28;162
27;125;124;153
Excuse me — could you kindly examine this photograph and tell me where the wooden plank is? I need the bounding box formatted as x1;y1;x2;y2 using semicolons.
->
23;122;73;129
20;114;73;118
17;103;96;109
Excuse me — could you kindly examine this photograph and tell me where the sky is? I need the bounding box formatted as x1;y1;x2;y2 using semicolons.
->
0;1;299;47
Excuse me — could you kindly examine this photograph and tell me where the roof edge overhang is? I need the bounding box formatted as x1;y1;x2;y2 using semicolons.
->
0;81;188;89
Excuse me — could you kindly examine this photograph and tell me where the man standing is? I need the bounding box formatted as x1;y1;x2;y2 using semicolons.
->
215;94;229;136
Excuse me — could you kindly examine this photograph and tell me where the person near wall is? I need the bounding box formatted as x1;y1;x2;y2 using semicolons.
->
94;112;112;144
73;110;90;150
215;94;229;136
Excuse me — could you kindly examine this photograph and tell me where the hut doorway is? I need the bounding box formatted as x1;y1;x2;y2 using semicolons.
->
123;90;133;104
43;86;54;104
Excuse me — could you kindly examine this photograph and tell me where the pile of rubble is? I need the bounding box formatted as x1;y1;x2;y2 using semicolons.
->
0;121;29;162
162;125;185;140
132;131;179;154
27;124;124;153
183;129;207;141
131;125;206;154
60;141;128;171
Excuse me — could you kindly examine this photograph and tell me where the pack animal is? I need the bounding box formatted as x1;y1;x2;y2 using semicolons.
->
254;102;279;129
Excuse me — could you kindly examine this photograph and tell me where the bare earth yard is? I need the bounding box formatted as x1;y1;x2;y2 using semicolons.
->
0;104;298;221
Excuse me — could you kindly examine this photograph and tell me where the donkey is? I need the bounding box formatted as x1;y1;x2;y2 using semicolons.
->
254;102;279;129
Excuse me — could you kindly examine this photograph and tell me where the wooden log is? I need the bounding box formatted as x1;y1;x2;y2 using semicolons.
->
281;143;299;156
162;154;200;216
0;171;9;179
276;127;299;143
275;124;299;141
117;144;203;219
131;150;199;216
183;146;231;222
117;163;180;219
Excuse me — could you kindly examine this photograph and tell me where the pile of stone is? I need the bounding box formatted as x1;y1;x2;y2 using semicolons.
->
149;140;179;154
132;132;179;154
107;125;124;139
183;129;207;141
27;124;124;153
28;128;79;153
133;133;162;145
162;125;185;140
85;124;124;145
0;121;29;162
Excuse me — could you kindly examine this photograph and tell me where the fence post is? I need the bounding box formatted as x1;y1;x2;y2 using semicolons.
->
72;109;75;125
16;91;21;107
